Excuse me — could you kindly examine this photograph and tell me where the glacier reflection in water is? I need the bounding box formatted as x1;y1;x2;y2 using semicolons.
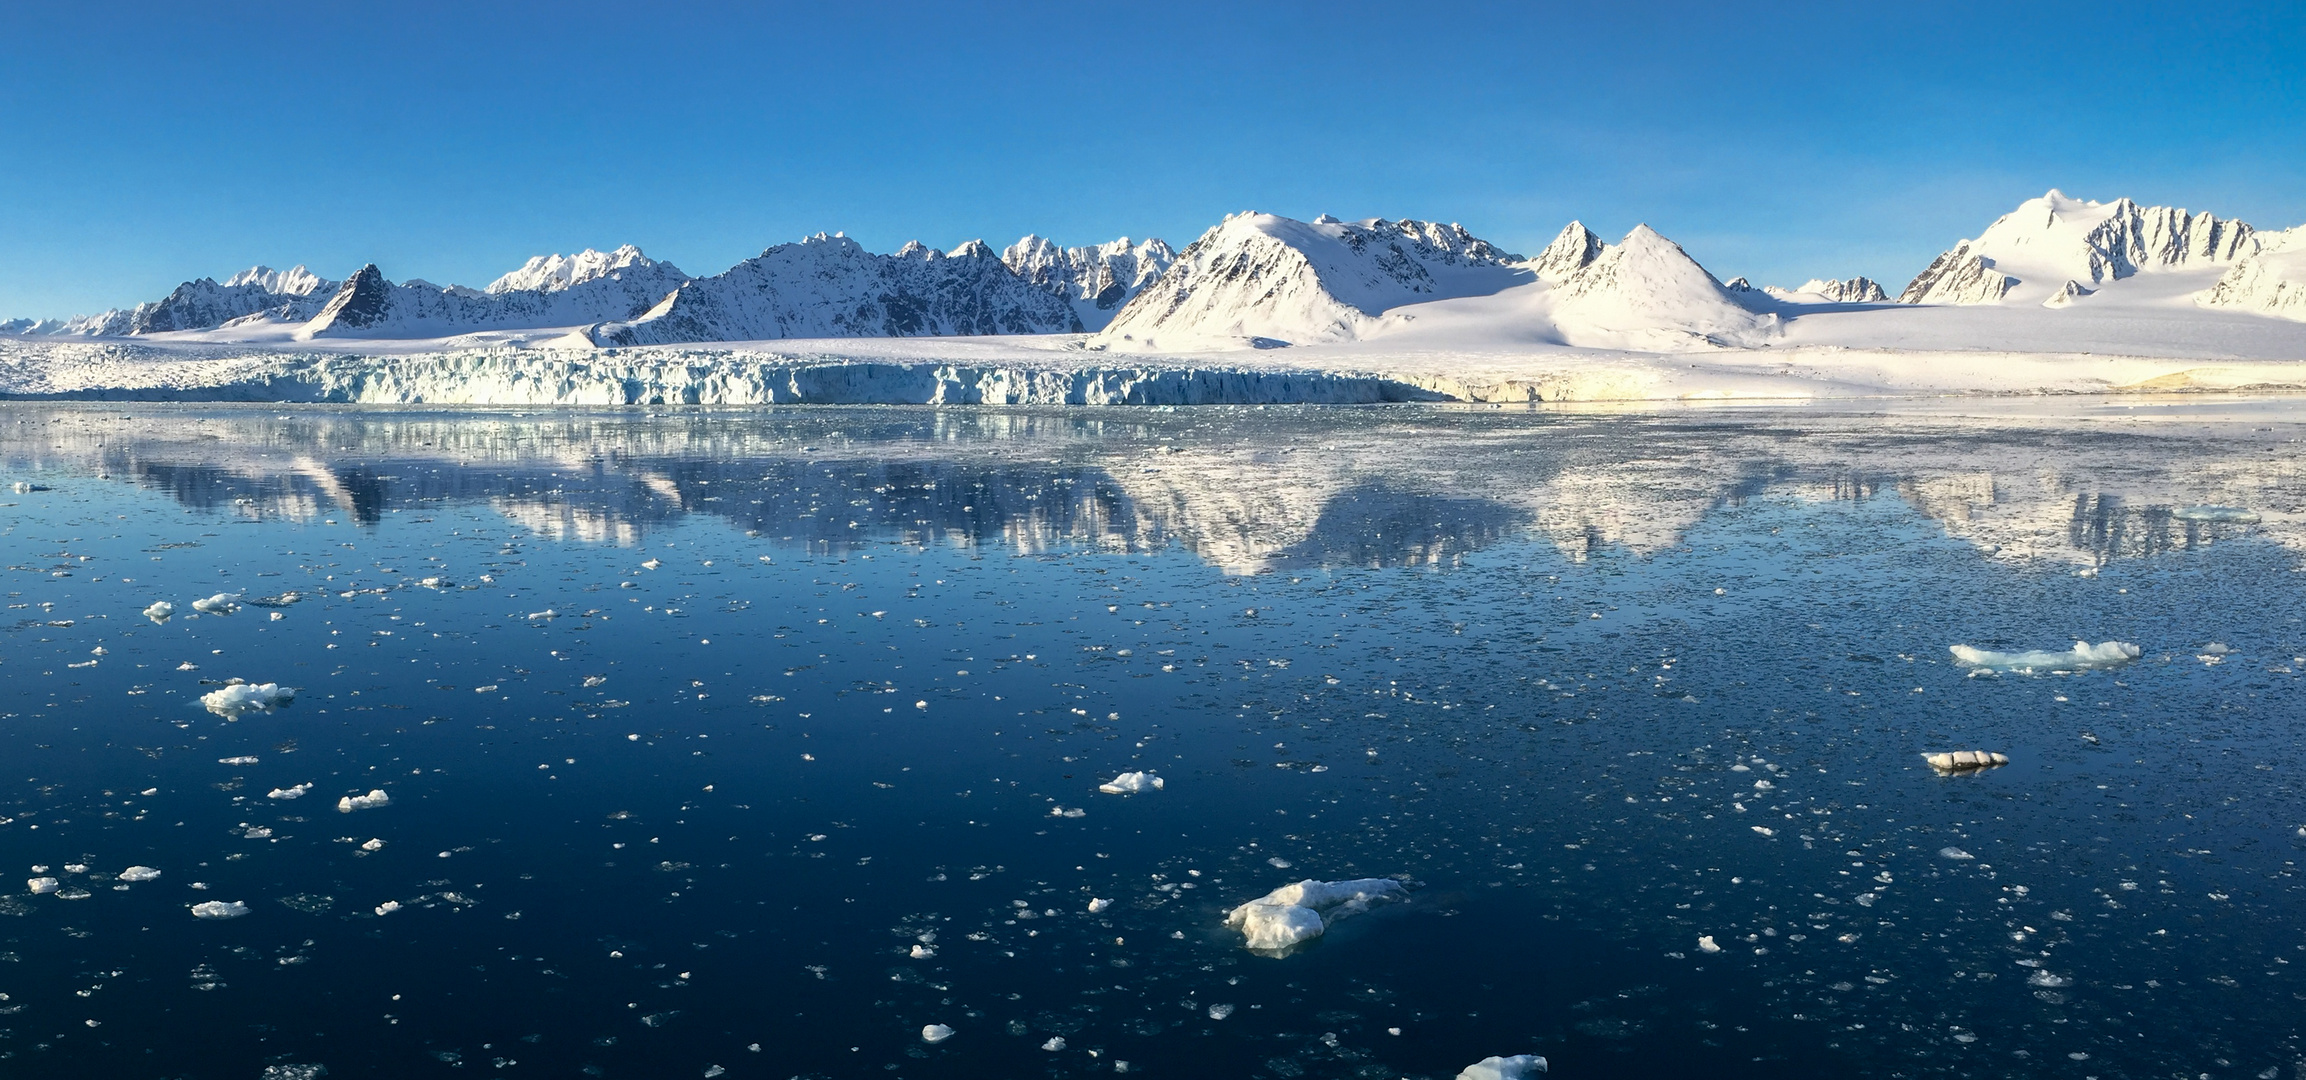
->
0;403;2299;1080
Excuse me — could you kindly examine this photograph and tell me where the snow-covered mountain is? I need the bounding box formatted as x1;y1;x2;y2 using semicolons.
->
486;244;687;295
1544;224;1773;346
1900;190;2255;305
1093;213;1526;349
1765;277;1889;304
1001;236;1176;331
2199;227;2306;320
594;234;1082;346
301;249;693;339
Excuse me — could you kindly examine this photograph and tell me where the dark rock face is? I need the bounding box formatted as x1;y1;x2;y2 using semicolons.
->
312;266;395;331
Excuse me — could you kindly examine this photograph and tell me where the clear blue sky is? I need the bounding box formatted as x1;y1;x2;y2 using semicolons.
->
5;1;2303;317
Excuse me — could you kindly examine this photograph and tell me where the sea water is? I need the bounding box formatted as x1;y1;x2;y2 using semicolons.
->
0;403;2300;1079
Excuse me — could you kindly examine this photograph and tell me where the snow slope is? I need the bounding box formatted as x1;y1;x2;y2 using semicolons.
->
1001;236;1176;331
2200;227;2306;321
1899;190;2254;306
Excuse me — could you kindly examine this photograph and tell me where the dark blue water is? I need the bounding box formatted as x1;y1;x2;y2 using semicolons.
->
1;404;2301;1080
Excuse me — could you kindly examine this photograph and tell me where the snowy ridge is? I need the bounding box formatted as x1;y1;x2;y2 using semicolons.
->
2200;227;2306;321
1545;225;1773;347
595;234;1082;346
1094;213;1526;349
486;245;686;295
1901;190;2255;305
1001;236;1176;330
1765;277;1889;304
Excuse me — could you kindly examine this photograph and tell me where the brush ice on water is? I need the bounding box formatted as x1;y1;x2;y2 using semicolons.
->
1224;878;1406;953
1949;640;2139;673
1457;1054;1548;1080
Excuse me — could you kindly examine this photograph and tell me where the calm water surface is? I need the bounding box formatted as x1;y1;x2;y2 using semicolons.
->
0;403;2302;1080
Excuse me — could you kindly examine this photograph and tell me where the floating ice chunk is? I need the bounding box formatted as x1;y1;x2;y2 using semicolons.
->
191;900;250;919
361;838;386;851
338;789;392;813
268;783;314;800
1949;640;2139;674
118;866;161;882
910;944;935;959
1042;1037;1067;1051
1924;750;2009;773
528;609;556;620
1939;847;1975;860
1098;771;1164;795
641;559;661;570
191;593;240;615
1697;935;1721;953
2173;506;2259;523
143;601;175;623
201;682;294;716
1087;898;1112;913
1457;1054;1549;1080
1750;826;1776;837
1049;806;1086;818
1207;1003;1235;1020
921;1024;954;1044
243;826;273;839
1224;878;1407;954
28;877;58;894
375;900;402;916
218;755;259;766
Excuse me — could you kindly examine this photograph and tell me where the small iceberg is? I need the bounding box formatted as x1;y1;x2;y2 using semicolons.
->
117;866;162;882
190;593;241;615
920;1024;954;1044
143;601;175;623
1457;1055;1548;1080
28;877;59;895
201;682;295;716
1098;771;1164;795
268;783;313;800
338;789;391;812
1949;640;2139;674
2173;505;2259;524
190;900;251;919
1924;750;2009;773
1224;878;1406;955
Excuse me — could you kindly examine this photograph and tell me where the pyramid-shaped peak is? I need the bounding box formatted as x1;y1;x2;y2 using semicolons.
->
949;239;997;260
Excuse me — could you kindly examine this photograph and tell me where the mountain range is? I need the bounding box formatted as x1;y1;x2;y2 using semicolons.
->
7;190;2306;349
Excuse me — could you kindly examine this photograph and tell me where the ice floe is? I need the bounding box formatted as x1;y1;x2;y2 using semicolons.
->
1924;750;2009;773
201;682;294;716
1098;771;1164;794
1087;897;1112;913
338;789;392;812
1457;1054;1548;1080
190;900;250;918
118;866;161;882
375;900;402;916
920;1024;954;1044
143;601;174;623
218;755;259;765
190;592;240;614
1949;640;2140;674
268;783;313;799
1224;878;1406;954
1697;934;1721;953
28;877;58;895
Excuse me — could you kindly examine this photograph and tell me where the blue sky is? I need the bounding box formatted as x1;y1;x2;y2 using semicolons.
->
4;1;2302;316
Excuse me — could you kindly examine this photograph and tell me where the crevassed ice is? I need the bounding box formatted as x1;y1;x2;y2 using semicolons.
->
1948;640;2140;673
1457;1054;1549;1080
1098;771;1164;794
1224;878;1406;953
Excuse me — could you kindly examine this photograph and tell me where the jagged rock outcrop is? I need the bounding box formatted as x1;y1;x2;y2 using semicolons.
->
1903;190;2255;304
1002;235;1175;330
2199;227;2306;321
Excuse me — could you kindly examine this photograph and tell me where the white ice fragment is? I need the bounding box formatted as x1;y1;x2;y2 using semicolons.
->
910;944;935;959
641;559;661;570
1042;1037;1067;1052
243;826;273;839
1087;898;1112;913
1750;826;1776;837
375;900;402;916
191;593;240;615
118;866;161;882
2172;506;2259;523
28;877;58;894
1924;750;2009;773
268;783;314;800
201;682;294;716
1456;1054;1549;1080
1949;640;2139;674
337;790;392;813
190;900;250;919
361;838;386;851
1697;935;1721;953
1224;878;1406;954
1207;1003;1235;1020
1049;806;1085;818
1098;771;1164;795
143;601;175;623
218;756;259;766
1940;847;1975;860
528;609;556;620
921;1024;954;1044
